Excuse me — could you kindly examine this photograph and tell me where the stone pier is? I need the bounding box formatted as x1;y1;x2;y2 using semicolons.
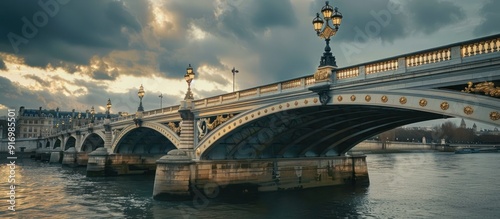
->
153;155;369;200
86;147;163;177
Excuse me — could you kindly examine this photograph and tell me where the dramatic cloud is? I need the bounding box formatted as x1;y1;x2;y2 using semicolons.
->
0;0;498;117
0;57;6;71
474;0;500;36
405;0;466;35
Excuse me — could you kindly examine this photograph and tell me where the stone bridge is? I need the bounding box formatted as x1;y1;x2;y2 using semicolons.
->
40;34;500;200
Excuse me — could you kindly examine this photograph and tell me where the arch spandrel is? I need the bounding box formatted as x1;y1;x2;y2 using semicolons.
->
196;89;499;160
110;121;180;153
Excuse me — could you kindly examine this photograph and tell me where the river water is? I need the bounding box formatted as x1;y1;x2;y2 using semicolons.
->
1;152;499;218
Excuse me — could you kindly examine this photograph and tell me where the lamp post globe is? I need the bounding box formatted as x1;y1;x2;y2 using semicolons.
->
138;84;145;112
184;64;196;100
106;98;112;118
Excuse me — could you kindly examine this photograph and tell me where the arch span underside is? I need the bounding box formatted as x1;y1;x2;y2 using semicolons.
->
113;127;177;154
200;105;447;160
65;137;76;151
54;139;61;149
80;133;104;152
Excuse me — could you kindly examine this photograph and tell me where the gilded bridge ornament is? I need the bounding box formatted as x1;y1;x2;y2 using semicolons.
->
197;114;234;140
365;95;371;102
314;68;332;82
399;97;407;104
464;106;474;115
419;99;427;107
381;95;388;103
206;114;233;130
490;111;500;121
167;122;181;135
440;102;449;110
462;81;500;97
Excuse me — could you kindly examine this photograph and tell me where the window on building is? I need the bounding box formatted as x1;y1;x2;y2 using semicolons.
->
34;128;37;133
23;134;27;138
35;120;38;124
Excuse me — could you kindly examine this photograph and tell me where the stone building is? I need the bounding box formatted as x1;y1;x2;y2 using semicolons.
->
17;106;114;139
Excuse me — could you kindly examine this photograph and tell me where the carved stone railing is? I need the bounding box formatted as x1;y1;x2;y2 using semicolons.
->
55;33;500;133
282;78;302;90
336;67;359;79
461;37;500;57
222;93;237;101
260;84;279;94
406;48;450;67
239;88;258;98
366;59;398;74
305;76;315;85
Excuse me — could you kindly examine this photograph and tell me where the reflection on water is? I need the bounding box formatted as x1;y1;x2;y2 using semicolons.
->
1;152;499;218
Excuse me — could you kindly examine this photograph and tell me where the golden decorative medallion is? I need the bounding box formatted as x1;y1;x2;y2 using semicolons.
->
304;100;309;104
365;95;371;102
245;116;248;120
258;111;262;115
196;148;201;156
337;95;343;102
464;106;474;115
279;105;283;109
419;99;427;107
350;95;356;101
264;109;268;113
239;119;242;123
490;111;500;121
295;101;298;106
399;97;407;104
313;98;318;103
251;114;254;118
440;102;449;110
381;95;388;103
271;107;275;111
287;103;290;107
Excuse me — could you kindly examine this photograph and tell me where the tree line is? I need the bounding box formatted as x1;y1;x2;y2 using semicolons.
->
373;121;499;144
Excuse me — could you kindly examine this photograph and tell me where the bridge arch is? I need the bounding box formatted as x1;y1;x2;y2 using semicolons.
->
64;136;76;151
80;133;105;152
53;138;62;149
45;140;51;148
196;89;499;160
111;122;180;154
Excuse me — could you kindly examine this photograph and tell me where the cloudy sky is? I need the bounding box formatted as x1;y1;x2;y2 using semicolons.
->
0;0;499;128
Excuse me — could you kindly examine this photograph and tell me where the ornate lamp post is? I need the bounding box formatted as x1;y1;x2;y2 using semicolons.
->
138;84;145;112
134;85;145;127
90;106;95;123
312;1;343;67
309;1;343;105
184;64;196;100
106;98;112;119
77;111;82;127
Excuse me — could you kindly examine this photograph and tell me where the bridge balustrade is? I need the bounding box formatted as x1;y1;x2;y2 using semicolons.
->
51;34;500;136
